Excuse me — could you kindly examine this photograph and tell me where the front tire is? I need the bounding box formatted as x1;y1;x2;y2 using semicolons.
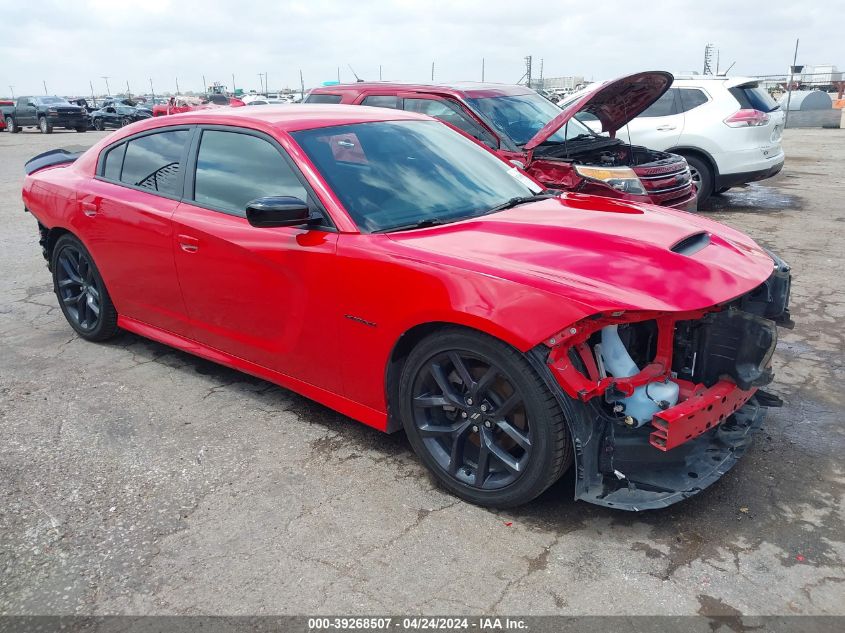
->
39;116;53;134
51;234;118;341
399;328;571;508
684;155;714;205
120;116;132;128
93;118;105;131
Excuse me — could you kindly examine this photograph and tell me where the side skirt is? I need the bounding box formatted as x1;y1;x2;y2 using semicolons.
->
117;315;388;432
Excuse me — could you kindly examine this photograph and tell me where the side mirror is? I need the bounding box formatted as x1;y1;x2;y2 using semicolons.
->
245;196;316;228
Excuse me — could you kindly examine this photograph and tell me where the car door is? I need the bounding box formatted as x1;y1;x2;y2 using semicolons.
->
617;87;684;150
101;107;117;128
172;126;341;391
17;97;37;126
79;127;193;335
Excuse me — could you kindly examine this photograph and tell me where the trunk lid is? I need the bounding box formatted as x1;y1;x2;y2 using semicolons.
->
525;71;674;150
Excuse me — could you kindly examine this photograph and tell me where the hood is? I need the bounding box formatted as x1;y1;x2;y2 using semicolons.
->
387;194;774;314
524;71;673;150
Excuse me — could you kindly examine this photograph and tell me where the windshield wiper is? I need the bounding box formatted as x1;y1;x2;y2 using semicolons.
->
486;193;557;214
373;218;451;234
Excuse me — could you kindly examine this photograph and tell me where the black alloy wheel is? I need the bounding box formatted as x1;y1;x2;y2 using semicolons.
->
93;118;105;131
51;235;118;341
400;329;571;507
120;116;132;127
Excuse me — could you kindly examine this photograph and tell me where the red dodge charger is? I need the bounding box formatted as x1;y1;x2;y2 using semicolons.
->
22;105;792;510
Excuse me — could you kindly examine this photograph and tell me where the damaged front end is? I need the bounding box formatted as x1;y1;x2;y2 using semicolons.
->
530;252;792;510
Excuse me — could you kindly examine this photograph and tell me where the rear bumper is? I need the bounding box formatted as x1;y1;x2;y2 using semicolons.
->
716;153;785;189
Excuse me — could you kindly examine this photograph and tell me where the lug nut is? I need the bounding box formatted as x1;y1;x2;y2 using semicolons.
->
466;398;473;406
461;412;468;418
472;425;479;433
484;420;492;428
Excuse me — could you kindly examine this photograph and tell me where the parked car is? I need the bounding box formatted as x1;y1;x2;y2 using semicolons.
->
306;72;697;210
152;96;217;117
90;104;153;130
562;76;785;203
22;105;792;510
4;96;88;133
0;99;11;131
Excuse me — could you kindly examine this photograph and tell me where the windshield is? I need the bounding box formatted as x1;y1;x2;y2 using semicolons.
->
292;120;539;233
37;96;71;105
466;92;594;146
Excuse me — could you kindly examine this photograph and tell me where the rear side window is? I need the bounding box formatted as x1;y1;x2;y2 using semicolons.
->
729;84;779;112
102;143;126;180
678;89;709;112
640;89;679;117
361;95;401;109
305;93;343;104
120;130;190;196
193;130;307;216
403;98;498;148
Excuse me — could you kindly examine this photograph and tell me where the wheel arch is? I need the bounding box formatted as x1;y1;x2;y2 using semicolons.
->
667;146;720;180
38;223;74;270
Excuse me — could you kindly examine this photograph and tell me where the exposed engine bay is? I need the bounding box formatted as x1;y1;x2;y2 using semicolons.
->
534;252;793;510
533;136;680;169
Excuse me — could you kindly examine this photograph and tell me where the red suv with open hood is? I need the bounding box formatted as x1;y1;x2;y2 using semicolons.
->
306;71;697;210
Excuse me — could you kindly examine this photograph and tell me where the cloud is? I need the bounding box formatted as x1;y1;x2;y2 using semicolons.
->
0;0;839;97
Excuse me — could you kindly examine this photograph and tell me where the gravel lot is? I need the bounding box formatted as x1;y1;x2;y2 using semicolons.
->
1;127;843;616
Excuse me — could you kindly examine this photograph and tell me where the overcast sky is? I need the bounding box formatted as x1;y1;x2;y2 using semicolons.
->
1;0;840;97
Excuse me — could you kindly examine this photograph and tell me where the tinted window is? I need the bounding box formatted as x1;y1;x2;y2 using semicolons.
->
361;95;400;109
640;89;679;117
292;120;537;233
729;84;779;112
403;98;497;147
103;143;126;181
305;93;343;104
467;92;594;145
120;130;189;196
193;130;307;216
678;88;708;112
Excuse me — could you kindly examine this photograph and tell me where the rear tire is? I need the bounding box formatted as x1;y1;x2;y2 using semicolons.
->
6;116;19;133
93;118;105;131
684;155;714;205
399;328;571;508
120;116;132;127
51;234;119;342
39;116;53;134
714;187;731;195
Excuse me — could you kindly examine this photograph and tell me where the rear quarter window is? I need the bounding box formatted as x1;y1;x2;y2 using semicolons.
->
102;143;126;181
305;93;343;104
361;95;401;109
120;129;190;196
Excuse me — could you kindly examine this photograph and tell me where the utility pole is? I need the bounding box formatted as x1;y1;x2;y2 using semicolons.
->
175;77;180;95
149;78;155;102
90;81;95;105
539;58;544;89
43;80;48;95
481;58;485;82
338;66;341;82
265;72;269;95
785;38;800;129
524;56;533;87
299;69;305;101
379;65;382;81
202;75;207;93
703;43;715;75
8;85;14;99
431;61;435;81
232;73;236;94
102;76;111;96
258;73;264;94
126;80;131;99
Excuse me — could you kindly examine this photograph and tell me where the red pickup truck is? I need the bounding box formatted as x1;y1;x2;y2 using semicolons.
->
306;72;697;210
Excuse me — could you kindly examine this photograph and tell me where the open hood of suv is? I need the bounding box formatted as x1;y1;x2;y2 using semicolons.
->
524;71;674;150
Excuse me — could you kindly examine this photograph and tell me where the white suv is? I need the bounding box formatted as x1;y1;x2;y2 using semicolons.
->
562;76;786;204
616;76;785;203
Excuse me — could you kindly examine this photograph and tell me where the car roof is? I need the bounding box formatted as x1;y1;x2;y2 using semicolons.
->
132;104;430;133
310;81;537;99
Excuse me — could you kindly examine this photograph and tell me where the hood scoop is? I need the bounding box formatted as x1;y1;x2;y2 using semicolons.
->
671;231;711;256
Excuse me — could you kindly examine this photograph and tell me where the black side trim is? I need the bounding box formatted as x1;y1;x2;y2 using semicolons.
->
24;149;81;175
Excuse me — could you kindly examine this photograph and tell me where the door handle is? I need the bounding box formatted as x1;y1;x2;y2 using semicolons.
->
81;202;98;217
656;125;677;131
177;234;199;253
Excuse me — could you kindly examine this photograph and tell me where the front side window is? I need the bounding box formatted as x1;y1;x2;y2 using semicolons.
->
193;130;307;216
292;120;537;233
120;129;190;196
403;98;497;147
466;92;593;145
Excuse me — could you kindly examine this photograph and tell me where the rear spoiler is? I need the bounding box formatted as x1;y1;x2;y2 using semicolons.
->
24;149;82;175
